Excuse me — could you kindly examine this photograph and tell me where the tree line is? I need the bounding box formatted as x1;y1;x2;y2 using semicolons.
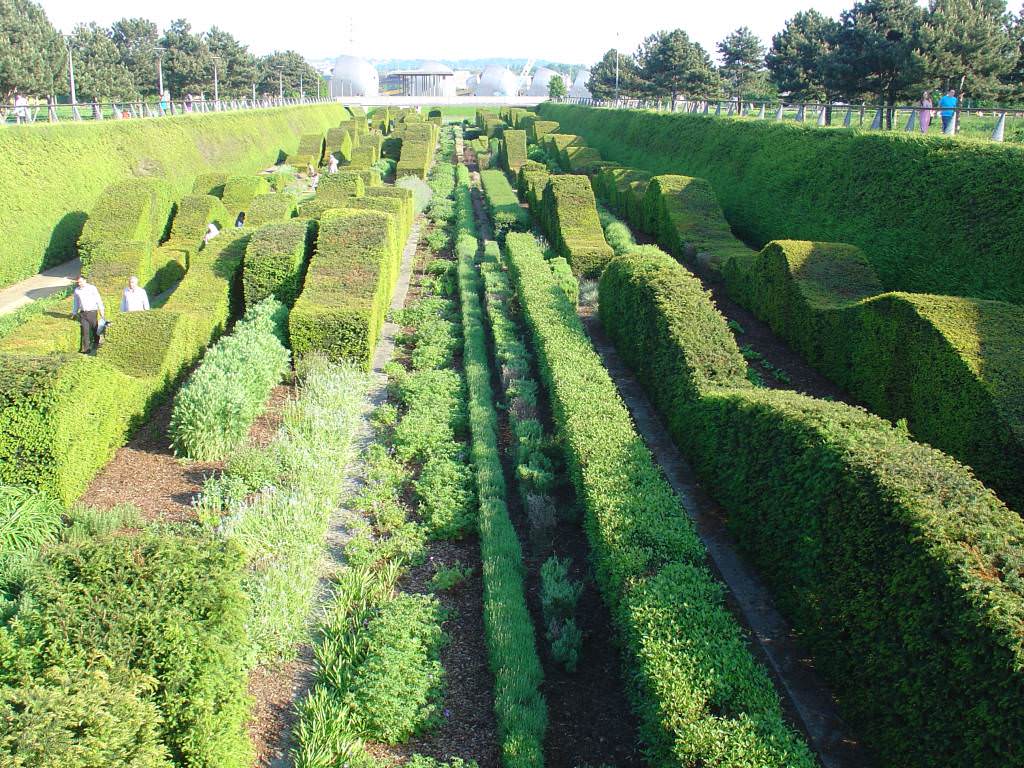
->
0;0;325;103
587;0;1024;110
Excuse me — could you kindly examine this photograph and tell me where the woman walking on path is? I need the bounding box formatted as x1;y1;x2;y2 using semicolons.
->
920;91;933;133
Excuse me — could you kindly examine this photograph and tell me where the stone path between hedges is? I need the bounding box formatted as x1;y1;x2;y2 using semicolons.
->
262;215;422;768
0;258;80;315
575;283;871;768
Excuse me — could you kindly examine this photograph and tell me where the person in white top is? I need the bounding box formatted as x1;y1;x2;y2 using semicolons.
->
328;154;339;174
71;275;105;354
120;275;150;313
13;92;29;123
203;222;220;245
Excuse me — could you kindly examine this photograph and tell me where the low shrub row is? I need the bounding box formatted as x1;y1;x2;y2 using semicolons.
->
289;208;400;369
503;232;815;767
480;169;530;237
242;218;312;309
455;176;547;766
598;246;1024;767
169;297;290;461
538;175;613;277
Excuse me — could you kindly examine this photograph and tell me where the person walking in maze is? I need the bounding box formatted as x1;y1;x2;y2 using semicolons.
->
71;275;105;354
204;222;220;245
328;154;339;174
939;88;958;133
920;91;933;133
120;275;150;312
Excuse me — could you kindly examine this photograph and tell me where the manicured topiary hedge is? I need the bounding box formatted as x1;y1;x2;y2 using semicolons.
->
480;169;529;236
517;162;549;209
286;132;326;168
501;129;527;172
503;232;815;767
365;186;414;241
592;166;652;229
0;103;345;289
598;246;1024;768
242;218;312;308
289;209;400;369
192;171;229;197
539;175;613;277
731;239;1024;509
166;194;230;253
325;126;354;164
397;123;439;180
316;171;366;204
221;175;272;218
77;178;174;267
540;102;1024;304
348;145;376;169
0;231;247;503
245;192;297;227
526;120;559;143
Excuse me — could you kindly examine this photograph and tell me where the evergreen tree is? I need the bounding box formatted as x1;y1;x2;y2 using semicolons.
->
548;74;567;99
0;0;64;101
717;26;769;98
767;9;841;100
206;26;258;99
159;19;211;98
110;18;159;97
256;51;322;98
69;23;136;102
921;0;1016;100
588;48;646;99
639;29;720;101
827;0;926;123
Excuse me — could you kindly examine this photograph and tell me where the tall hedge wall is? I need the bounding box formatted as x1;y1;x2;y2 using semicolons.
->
598;247;1024;768
0;103;345;289
539;103;1024;304
501;129;528;172
289;208;400;369
539;175;613;277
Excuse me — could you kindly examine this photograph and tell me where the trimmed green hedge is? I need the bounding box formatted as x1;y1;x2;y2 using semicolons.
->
592;166;652;230
242;218;312;308
0;103;345;289
317;170;366;202
0;232;247;503
221;175;271;219
501;129;527;172
730;239;1024;508
77;178;173;268
516;162;549;210
539;103;1024;304
349;145;376;169
289;208;400;369
397;123;439;180
325;126;354;164
539;175;613;277
245;192;297;227
503;232;814;767
286;132;326;168
192;171;229;197
165;194;230;257
598;246;1024;767
526;120;559;143
480;169;529;237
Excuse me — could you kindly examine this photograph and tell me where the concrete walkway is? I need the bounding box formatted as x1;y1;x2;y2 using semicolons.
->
0;259;80;315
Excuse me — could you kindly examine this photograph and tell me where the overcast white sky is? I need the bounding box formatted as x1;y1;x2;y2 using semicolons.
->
40;0;907;65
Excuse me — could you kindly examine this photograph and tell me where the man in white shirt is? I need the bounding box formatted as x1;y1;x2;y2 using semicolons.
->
120;275;150;313
71;275;105;354
203;222;220;245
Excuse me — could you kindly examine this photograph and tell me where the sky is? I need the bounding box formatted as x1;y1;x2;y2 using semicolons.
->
40;0;880;66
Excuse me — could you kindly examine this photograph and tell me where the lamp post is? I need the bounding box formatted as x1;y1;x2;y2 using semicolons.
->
64;35;79;113
615;31;620;102
154;46;165;101
211;54;222;109
277;69;284;100
299;73;304;101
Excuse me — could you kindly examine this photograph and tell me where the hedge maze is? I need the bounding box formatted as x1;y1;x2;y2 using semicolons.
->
3;102;1024;768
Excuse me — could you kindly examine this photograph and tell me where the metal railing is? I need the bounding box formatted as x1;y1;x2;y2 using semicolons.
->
2;96;335;125
557;96;1024;142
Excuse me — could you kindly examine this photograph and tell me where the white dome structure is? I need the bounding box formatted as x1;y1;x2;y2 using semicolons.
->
569;69;592;99
331;55;379;97
453;70;471;91
473;65;519;97
528;67;566;97
466;73;480;92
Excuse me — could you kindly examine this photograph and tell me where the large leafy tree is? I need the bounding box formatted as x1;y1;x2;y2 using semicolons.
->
110;18;159;97
206;26;258;98
69;23;136;102
588;48;646;99
920;0;1016;100
639;29;720;101
767;10;842;100
827;0;927;122
548;74;567;99
256;51;323;97
0;0;65;101
159;19;211;98
717;26;770;98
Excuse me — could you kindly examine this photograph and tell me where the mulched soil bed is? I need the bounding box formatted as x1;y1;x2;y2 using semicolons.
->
248;652;314;768
77;382;295;523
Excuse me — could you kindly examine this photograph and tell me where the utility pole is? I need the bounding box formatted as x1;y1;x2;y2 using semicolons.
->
615;31;621;101
277;69;283;99
299;73;304;101
252;82;256;102
65;35;78;108
211;55;221;108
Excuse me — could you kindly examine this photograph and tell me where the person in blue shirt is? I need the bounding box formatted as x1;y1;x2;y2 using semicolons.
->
939;89;958;133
